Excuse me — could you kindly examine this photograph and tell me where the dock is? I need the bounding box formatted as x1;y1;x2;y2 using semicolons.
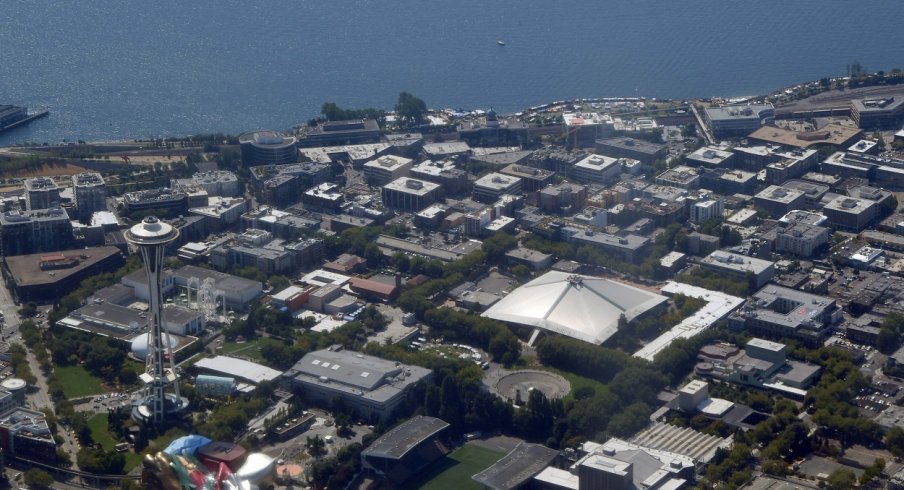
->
0;109;49;134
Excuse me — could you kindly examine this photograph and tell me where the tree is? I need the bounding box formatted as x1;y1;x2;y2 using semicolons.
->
307;435;327;458
395;92;427;126
886;426;904;456
825;468;856;490
24;468;54;489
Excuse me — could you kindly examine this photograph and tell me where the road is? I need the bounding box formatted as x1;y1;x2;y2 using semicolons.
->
0;281;81;468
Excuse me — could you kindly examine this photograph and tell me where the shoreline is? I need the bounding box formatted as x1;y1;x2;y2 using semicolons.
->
4;72;903;148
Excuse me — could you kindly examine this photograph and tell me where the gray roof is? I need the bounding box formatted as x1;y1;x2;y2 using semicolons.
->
482;271;667;345
361;416;449;460
472;442;559;490
285;349;433;404
172;265;262;295
291;349;404;391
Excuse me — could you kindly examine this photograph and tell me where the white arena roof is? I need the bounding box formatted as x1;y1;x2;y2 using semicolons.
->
194;356;282;384
481;271;667;345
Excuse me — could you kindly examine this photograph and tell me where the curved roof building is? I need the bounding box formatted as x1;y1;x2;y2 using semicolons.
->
482;270;667;345
239;130;298;166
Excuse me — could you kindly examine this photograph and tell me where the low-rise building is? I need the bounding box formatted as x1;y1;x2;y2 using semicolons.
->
699;251;774;289
283;347;433;421
704;103;774;138
656;165;700;189
3;246;124;301
562;112;615;148
774;222;829;257
729;285;839;346
851;96;904;129
297;119;382;148
473;173;522;203
410;160;469;195
538;183;587;214
686;146;737;168
822;194;877;232
570;154;623;185
500;164;555;192
595;137;666;163
753;185;807;218
382;178;440;212
697;338;821;398
363;155;414;186
0;407;57;462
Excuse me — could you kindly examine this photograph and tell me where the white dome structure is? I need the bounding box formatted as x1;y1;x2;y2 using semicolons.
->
131;333;178;361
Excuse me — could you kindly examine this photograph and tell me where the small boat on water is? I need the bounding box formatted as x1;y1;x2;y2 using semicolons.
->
497;40;505;46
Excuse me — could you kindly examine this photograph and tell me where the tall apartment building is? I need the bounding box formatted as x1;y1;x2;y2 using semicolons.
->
72;172;106;221
0;209;73;257
24;177;61;211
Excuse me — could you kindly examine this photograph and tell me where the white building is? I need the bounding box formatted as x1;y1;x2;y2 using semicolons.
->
570;154;623;185
363;155;414;186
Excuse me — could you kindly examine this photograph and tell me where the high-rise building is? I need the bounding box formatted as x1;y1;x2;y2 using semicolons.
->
124;217;188;424
24;177;60;211
72;172;106;221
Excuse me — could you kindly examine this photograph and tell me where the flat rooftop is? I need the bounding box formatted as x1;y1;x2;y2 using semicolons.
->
748;123;861;148
194;356;282;384
472;442;560;490
383;178;440;196
5;246;122;287
755;185;806;204
361;416;449;460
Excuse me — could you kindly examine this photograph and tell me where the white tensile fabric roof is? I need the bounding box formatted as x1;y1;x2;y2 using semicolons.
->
482;270;668;345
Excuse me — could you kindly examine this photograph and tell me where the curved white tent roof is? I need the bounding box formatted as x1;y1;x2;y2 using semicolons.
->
482;271;667;345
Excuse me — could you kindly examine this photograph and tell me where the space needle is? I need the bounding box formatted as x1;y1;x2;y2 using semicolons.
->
124;216;189;423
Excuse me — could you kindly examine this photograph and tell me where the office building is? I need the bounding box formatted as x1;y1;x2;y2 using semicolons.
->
699;168;757;195
72;173;107;221
178;171;241;197
473;173;522;203
851;96;904;129
238;131;298;166
538;183;587;215
753;185;807;218
457;109;529;147
123;188;188;214
363;155;414;186
500;164;555;192
0;208;73;257
774;222;829;257
0;408;58;462
595;137;666;163
700;251;774;289
704;103;775;138
686;146;737;168
381;178;440;212
24;177;61;211
729;285;839;346
822;195;877;232
656;165;700;189
283;347;432;421
570;154;623;185
562;112;615;148
297;119;382;148
302;183;344;212
410;159;469;195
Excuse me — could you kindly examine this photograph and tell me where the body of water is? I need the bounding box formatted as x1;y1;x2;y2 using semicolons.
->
2;1;904;144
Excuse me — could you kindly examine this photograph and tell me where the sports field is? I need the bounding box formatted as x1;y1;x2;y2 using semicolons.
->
402;443;505;490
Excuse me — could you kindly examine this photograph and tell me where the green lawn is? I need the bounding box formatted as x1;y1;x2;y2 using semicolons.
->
55;365;105;398
220;339;265;361
87;414;142;471
403;444;505;490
